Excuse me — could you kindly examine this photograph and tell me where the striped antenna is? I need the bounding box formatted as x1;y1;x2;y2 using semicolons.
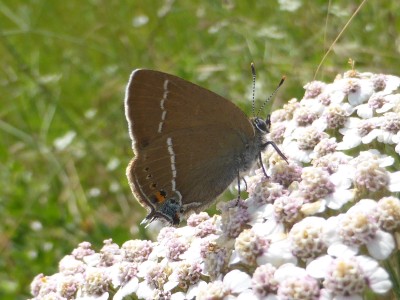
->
256;75;286;117
251;63;256;116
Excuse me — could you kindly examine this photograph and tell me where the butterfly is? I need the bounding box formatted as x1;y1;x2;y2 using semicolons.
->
125;68;286;225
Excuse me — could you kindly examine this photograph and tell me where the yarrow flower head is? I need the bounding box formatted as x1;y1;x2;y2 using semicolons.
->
247;172;288;205
99;239;120;267
289;216;328;260
310;137;337;159
197;270;252;300
71;241;95;260
251;263;279;296
304;80;327;98
30;69;399;300
273;195;304;224
324;199;396;260
374;196;400;231
270;160;302;187
218;199;250;238
187;212;210;227
121;239;153;263
275;264;321;300
81;267;111;297
231;228;270;265
200;240;229;280
299;166;335;202
58;255;86;276
166;261;202;291
307;254;392;298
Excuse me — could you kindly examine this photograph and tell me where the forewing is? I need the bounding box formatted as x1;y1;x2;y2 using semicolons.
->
125;69;254;151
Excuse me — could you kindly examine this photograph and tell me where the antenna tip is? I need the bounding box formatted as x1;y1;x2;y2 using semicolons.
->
251;63;256;76
279;76;286;86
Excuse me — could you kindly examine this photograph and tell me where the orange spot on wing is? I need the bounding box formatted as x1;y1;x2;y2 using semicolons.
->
154;191;166;203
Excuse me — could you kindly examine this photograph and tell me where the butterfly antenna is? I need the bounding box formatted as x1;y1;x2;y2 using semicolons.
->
256;76;286;117
251;62;256;117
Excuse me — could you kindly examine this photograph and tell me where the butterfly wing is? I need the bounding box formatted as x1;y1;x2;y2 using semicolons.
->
125;69;254;151
125;69;255;223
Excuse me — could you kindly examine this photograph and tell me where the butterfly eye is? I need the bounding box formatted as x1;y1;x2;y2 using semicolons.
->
254;118;267;133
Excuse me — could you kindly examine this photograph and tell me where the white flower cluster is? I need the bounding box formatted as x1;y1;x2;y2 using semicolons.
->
30;71;400;300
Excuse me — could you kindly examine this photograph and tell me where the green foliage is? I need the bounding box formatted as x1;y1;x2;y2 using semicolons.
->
0;0;399;298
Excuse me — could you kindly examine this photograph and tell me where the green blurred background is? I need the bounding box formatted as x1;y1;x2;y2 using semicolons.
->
1;0;399;298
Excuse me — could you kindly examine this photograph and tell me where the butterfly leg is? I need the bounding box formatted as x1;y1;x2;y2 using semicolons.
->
259;153;269;178
263;141;288;163
235;173;249;206
242;176;248;191
236;170;241;205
